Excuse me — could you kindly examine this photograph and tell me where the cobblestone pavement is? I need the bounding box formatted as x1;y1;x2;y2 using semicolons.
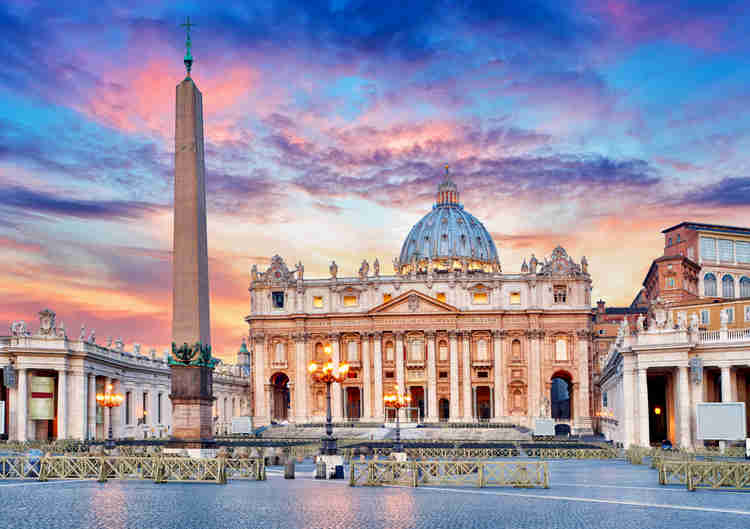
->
1;460;748;529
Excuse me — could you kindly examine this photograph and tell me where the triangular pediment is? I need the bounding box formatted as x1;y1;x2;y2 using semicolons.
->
368;289;459;314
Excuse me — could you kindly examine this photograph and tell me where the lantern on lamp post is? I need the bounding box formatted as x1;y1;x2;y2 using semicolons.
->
96;383;124;449
384;386;411;453
308;345;349;455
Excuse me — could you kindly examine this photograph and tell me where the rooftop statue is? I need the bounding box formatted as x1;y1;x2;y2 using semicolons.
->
329;260;338;279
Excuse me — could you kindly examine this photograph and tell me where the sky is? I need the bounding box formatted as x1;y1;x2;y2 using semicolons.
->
2;1;750;360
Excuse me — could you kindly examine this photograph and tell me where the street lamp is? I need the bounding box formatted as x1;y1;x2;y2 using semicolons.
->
96;383;124;450
308;345;349;455
384;385;411;453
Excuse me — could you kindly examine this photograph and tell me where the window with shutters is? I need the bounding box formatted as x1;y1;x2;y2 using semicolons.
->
701;309;710;325
704;273;717;297
701;237;716;261
737;241;750;263
741;277;750;298
722;275;735;298
718;239;733;262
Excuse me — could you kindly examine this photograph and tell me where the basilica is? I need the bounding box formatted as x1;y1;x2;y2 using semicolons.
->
247;174;595;433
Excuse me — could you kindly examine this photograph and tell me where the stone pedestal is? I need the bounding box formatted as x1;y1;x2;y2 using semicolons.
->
169;364;214;445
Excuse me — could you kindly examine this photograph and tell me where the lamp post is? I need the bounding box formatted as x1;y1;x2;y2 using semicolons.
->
308;345;349;455
96;383;124;450
384;386;411;453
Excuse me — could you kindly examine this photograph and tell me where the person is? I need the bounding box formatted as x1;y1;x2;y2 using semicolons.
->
661;439;673;451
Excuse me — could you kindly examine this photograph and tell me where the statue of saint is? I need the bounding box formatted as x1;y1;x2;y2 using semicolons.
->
581;256;588;274
359;259;369;279
251;264;258;282
529;254;537;274
329;260;338;279
373;258;380;277
295;261;304;281
79;324;86;341
637;314;645;332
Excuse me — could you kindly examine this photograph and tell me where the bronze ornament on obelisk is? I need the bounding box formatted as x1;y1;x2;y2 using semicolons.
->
168;17;217;448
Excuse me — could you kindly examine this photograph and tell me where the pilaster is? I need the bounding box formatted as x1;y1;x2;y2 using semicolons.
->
492;330;505;421
372;332;384;421
449;331;459;421
426;331;437;421
462;332;472;421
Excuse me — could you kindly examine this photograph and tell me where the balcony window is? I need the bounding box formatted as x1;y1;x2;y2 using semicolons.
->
347;341;358;362
510;292;521;305
553;286;567;303
272;291;284;308
476;339;488;362
409;340;423;362
555;338;568;362
274;342;286;364
473;292;488;304
343;295;358;307
438;340;448;362
313;296;323;308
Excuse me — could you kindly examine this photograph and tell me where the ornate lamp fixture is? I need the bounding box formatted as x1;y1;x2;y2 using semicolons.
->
96;383;124;449
308;345;350;455
384;386;411;453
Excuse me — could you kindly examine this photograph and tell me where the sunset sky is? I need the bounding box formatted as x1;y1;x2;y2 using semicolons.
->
2;1;749;360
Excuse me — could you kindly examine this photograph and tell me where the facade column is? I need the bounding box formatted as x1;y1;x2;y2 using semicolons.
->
362;333;372;419
576;330;591;432
492;330;504;421
372;332;384;421
253;334;267;424
691;364;704;447
449;331;460;421
16;368;28;442
395;332;405;420
462;332;472;421
57;369;68;439
293;333;307;423
426;331;437;422
720;365;732;402
88;373;96;439
638;368;650;447
74;371;87;440
331;333;343;421
677;366;691;449
528;330;543;420
622;358;636;447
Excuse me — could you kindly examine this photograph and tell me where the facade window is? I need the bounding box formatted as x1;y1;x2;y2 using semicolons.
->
438;340;448;362
477;371;489;378
347;341;358;362
476;339;488;361
274;342;286;364
745;305;750;322
125;391;132;425
677;234;681;242
313;296;323;308
718;239;734;262
343;295;358;307
157;393;162;424
383;293;392;303
553;286;567;303
725;307;735;323
473;292;488;304
272;291;284;308
555;338;568;361
668;237;672;246
142;392;148;423
385;341;394;362
737;241;750;263
666;277;675;288
701;237;716;261
740;277;750;298
510;292;521;305
704;273;717;297
598;329;605;335
701;309;710;325
688;247;695;260
722;275;735;298
511;339;521;361
439;371;448;379
385;371;394;379
602;391;608;408
436;292;447;303
409;340;423;362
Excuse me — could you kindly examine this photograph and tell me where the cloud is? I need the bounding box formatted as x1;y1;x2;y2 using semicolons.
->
677;177;750;207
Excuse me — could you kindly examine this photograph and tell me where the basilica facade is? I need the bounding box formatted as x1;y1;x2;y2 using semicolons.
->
247;176;594;433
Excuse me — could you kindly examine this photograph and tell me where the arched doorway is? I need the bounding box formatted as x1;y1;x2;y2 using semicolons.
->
345;387;361;420
550;372;573;420
439;398;450;421
270;372;289;422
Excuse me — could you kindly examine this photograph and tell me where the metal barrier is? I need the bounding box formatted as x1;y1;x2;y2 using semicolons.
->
347;446;613;461
349;460;549;488
0;455;265;484
658;459;750;491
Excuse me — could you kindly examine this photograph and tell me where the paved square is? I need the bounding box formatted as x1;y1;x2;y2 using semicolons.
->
1;460;748;529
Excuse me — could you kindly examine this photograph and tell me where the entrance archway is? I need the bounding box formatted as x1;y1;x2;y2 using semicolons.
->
345;387;361;420
409;386;424;421
550;372;572;420
475;386;492;420
439;398;450;421
270;372;289;422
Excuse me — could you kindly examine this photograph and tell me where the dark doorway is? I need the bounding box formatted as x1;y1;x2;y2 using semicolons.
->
554;423;571;436
270;372;289;422
648;375;668;445
551;375;572;420
409;386;424;421
345;387;361;420
475;386;492;420
439;398;450;421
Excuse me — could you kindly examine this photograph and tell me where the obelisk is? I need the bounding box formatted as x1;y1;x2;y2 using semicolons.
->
169;17;216;449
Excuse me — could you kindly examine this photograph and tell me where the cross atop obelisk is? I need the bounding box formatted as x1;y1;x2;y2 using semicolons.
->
180;16;196;76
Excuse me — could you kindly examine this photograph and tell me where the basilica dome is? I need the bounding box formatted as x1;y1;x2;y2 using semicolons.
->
396;170;500;274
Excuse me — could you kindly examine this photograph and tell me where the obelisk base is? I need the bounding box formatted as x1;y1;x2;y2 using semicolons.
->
168;365;215;457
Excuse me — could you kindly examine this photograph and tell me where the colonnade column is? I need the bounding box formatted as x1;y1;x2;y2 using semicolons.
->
362;333;372;420
462;332;472;421
677;366;691;448
331;333;343;421
622;359;636;447
293;333;307;423
426;331;437;422
576;329;591;431
395;332;405;420
720;365;732;402
16;368;27;441
253;334;267;424
74;371;87;440
102;376;111;438
638;368;650;447
57;369;68;439
492;330;504;421
88;373;96;439
449;331;459;421
372;332;383;421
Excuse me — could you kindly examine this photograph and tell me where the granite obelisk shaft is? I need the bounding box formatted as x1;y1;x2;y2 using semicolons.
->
173;77;211;347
